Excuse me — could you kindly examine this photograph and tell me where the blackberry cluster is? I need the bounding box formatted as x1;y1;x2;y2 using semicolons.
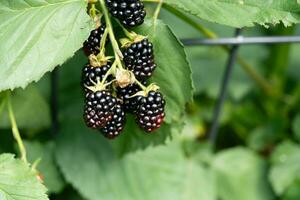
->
135;91;165;132
82;25;127;138
123;39;156;80
81;63;111;91
81;2;166;138
100;103;126;139
117;81;146;112
105;0;146;27
83;91;117;129
83;24;106;56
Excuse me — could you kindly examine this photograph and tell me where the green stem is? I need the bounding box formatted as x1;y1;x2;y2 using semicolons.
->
236;56;280;98
100;61;117;86
88;0;98;3
115;20;136;40
7;93;27;163
153;0;163;29
98;28;108;57
0;97;7;116
99;0;123;60
135;79;147;90
89;4;97;18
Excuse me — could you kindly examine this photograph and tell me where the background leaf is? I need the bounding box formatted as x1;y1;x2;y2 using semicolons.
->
24;141;65;194
269;141;300;196
163;0;300;27
0;85;50;129
0;0;93;91
55;126;216;200
292;115;300;141
0;153;49;200
212;147;275;200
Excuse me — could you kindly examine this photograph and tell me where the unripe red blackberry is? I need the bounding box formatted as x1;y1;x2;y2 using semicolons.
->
83;24;106;56
100;103;126;139
117;81;146;112
135;90;165;132
83;90;117;129
105;0;146;27
81;63;111;91
123;39;156;80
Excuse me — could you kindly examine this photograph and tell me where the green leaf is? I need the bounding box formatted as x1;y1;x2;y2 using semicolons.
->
282;180;300;200
0;85;50;129
24;141;65;194
55;126;216;200
212;147;275;200
247;121;284;152
292;115;300;141
163;0;300;27
0;0;93;91
269;141;300;196
0;153;48;200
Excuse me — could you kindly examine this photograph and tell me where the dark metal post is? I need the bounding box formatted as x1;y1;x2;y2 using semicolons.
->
50;68;59;136
208;29;243;143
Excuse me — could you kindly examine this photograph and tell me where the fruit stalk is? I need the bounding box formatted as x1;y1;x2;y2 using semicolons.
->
7;92;27;163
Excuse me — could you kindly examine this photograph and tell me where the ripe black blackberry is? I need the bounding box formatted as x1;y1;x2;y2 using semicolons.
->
123;39;156;80
84;90;117;129
100;103;126;139
105;0;146;27
135;90;165;132
116;81;146;112
81;63;111;91
83;24;106;56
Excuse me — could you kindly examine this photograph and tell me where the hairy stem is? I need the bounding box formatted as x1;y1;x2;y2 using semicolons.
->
7;93;27;163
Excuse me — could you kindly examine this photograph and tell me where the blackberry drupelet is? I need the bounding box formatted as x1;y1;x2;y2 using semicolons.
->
100;103;126;139
135;90;165;132
123;39;156;80
117;80;147;112
83;24;106;56
81;63;111;91
84;90;117;129
105;0;146;27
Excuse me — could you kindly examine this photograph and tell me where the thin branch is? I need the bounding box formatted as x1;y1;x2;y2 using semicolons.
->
7;92;27;163
0;97;7;116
